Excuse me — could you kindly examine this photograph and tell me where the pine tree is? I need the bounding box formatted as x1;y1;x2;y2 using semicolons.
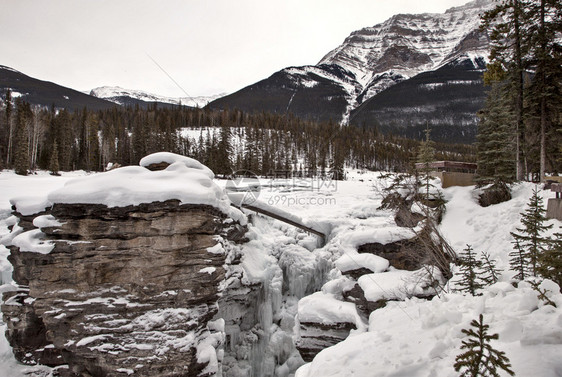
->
13;99;30;176
510;188;553;276
481;0;532;180
475;74;516;188
215;124;233;176
456;244;485;296
538;232;562;289
510;239;529;281
49;140;60;175
417;125;436;202
4;89;13;167
525;0;562;181
481;252;502;285
454;314;515;377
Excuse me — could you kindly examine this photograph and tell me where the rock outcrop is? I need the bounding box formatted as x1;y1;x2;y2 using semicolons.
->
2;200;245;376
296;321;356;362
1;152;248;376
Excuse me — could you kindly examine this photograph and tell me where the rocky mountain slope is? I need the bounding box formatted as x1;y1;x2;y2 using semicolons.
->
210;0;493;142
0;66;116;111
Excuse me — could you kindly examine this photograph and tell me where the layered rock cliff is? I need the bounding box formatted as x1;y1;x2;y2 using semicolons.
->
1;153;248;376
3;201;244;376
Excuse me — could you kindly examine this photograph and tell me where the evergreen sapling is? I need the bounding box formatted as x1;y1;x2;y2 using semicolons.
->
456;244;485;296
510;188;552;277
509;239;529;281
481;251;501;285
454;314;515;377
537;232;562;290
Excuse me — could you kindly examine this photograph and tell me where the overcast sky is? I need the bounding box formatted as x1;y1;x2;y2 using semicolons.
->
2;0;470;97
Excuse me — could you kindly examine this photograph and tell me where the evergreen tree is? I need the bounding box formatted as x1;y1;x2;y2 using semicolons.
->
13;99;31;175
456;244;485;296
4;89;13;167
481;0;532;180
454;314;515;377
417;126;436;201
510;239;529;281
215;124;233;176
510;188;553;276
529;279;558;306
481;252;502;285
55;109;73;171
525;0;562;180
49;140;60;175
538;232;562;289
476;73;516;188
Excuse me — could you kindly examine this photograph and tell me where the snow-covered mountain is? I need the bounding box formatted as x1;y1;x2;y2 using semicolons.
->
90;86;226;108
320;0;492;101
210;0;494;142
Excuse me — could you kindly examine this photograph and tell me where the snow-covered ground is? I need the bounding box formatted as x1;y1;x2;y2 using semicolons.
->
0;167;560;377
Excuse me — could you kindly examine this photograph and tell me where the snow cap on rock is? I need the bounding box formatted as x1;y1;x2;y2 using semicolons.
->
11;153;231;215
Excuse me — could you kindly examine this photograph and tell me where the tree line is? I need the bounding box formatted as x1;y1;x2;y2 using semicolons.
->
477;0;562;188
0;97;476;177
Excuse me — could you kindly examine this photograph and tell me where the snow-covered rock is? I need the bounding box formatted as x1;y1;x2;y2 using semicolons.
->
1;154;250;376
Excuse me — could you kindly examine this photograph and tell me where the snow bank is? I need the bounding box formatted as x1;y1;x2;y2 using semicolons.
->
297;291;366;331
10;229;54;254
297;280;562;377
340;226;416;247
47;164;229;213
357;267;442;301
335;253;389;274
139;152;214;179
9;195;53;216
296;180;562;377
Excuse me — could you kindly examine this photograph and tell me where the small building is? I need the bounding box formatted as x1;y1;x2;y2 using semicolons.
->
415;161;477;188
547;183;562;221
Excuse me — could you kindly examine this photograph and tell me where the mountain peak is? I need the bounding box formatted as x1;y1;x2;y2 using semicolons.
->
319;0;493;99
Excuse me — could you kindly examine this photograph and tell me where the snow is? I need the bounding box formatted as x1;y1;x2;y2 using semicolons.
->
90;86;226;108
296;280;562;377
335;253;389;274
199;267;216;274
357;266;442;301
295;179;561;377
46;155;230;215
139;151;214;179
9;195;51;216
341;226;416;247
0;166;560;377
32;214;62;228
297;291;366;331
10;229;54;254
